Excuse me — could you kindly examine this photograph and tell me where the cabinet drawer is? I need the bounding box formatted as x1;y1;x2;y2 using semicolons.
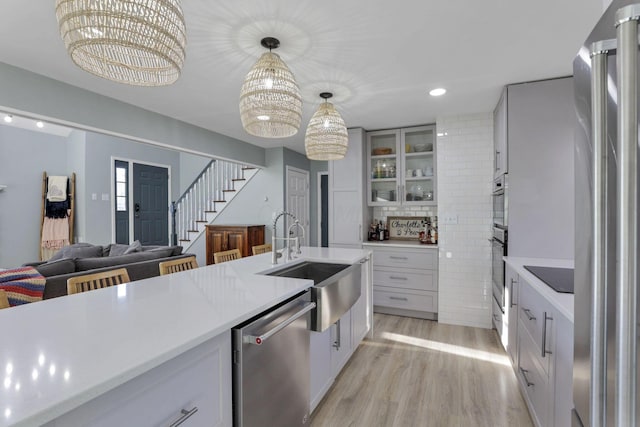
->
518;328;550;427
373;267;436;292
518;280;554;362
49;332;231;427
372;247;437;270
373;288;437;313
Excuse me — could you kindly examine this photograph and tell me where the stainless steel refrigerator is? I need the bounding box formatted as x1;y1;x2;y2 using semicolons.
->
574;1;640;425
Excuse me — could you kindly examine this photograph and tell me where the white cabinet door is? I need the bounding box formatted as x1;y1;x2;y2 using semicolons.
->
329;128;364;247
48;332;232;427
553;313;574;427
507;77;574;259
493;88;508;178
330;310;352;376
505;263;519;364
310;328;333;413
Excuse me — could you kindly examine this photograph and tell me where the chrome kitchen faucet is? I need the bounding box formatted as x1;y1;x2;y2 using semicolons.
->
271;211;303;264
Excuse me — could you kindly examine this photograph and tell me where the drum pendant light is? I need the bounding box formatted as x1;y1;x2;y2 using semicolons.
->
239;37;302;138
305;92;348;160
55;0;187;86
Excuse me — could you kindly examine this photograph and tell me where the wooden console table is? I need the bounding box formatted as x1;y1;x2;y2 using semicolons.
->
205;225;265;265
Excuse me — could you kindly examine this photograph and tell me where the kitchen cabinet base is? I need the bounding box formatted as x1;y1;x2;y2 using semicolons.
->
373;305;437;321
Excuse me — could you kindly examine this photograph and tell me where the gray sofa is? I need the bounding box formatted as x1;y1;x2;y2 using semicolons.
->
24;243;192;300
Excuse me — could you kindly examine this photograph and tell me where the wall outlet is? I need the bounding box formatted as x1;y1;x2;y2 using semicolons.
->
441;214;458;225
91;193;97;200
101;193;109;201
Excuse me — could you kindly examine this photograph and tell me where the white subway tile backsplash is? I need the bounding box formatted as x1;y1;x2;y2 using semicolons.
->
436;112;493;329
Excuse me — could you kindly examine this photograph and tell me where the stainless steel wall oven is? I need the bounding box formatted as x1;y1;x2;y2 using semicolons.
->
492;174;508;327
492;174;508;228
491;226;507;312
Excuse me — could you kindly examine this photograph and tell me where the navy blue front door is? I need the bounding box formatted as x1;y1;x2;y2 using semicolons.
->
133;163;169;246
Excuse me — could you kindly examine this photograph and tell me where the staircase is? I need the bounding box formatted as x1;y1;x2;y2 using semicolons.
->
173;159;259;252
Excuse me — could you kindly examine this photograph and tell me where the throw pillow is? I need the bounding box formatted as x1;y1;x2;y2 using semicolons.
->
108;241;142;256
145;247;174;258
49;243;103;261
141;245;183;256
107;243;130;257
0;267;46;306
34;258;76;277
123;240;142;254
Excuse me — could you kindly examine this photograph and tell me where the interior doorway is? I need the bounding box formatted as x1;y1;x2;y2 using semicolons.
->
318;172;329;247
113;158;170;245
285;166;310;246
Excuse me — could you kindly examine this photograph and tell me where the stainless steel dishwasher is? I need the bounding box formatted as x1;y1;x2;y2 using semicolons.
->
232;291;315;427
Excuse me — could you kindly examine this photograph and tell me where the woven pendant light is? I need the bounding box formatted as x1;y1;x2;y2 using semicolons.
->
305;92;348;160
55;0;187;86
239;37;302;138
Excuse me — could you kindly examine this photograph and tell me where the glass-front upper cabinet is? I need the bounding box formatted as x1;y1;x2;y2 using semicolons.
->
368;129;400;205
367;125;436;206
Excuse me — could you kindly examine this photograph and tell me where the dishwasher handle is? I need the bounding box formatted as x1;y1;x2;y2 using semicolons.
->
243;302;316;345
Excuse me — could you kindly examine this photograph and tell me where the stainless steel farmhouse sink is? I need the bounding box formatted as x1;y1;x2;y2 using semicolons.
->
265;261;361;332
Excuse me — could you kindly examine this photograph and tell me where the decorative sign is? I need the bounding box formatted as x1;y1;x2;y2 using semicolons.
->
387;216;428;240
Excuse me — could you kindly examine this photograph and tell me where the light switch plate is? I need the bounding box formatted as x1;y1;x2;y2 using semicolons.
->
101;193;109;201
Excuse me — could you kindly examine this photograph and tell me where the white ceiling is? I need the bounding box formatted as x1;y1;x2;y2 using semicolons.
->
0;0;604;155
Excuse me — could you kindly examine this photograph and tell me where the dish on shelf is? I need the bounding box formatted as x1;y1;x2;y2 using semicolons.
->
374;190;394;202
372;147;393;155
413;143;432;152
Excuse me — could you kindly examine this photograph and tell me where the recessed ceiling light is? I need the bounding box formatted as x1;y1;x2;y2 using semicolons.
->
4;115;13;123
257;115;270;121
429;88;447;97
36;121;44;128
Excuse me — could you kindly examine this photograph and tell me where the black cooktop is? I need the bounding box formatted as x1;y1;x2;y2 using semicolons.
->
523;265;574;294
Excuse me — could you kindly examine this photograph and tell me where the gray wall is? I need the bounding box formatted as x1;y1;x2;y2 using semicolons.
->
81;132;182;245
0;124;214;266
0;126;69;266
179;152;212;195
0;62;265;167
67;130;87;246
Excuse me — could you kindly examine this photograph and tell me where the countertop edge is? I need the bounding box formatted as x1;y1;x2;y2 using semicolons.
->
504;256;574;323
363;241;438;249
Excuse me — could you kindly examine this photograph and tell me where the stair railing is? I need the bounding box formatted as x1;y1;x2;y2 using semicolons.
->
172;159;249;244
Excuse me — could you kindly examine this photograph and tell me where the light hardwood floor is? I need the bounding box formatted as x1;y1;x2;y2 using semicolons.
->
311;314;533;427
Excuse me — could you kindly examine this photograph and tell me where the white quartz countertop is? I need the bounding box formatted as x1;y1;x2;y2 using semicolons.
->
0;246;370;427
363;240;438;249
503;256;574;322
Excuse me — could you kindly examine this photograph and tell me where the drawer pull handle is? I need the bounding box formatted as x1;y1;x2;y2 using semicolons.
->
389;296;408;301
509;278;518;308
519;368;534;387
389;276;408;280
170;407;199;427
522;308;536;321
542;311;553;358
389;256;408;260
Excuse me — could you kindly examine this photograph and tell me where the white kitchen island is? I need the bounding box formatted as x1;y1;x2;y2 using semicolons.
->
0;246;371;427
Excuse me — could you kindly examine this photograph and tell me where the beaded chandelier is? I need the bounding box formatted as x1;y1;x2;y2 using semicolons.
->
55;0;187;86
305;92;348;160
239;37;302;138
